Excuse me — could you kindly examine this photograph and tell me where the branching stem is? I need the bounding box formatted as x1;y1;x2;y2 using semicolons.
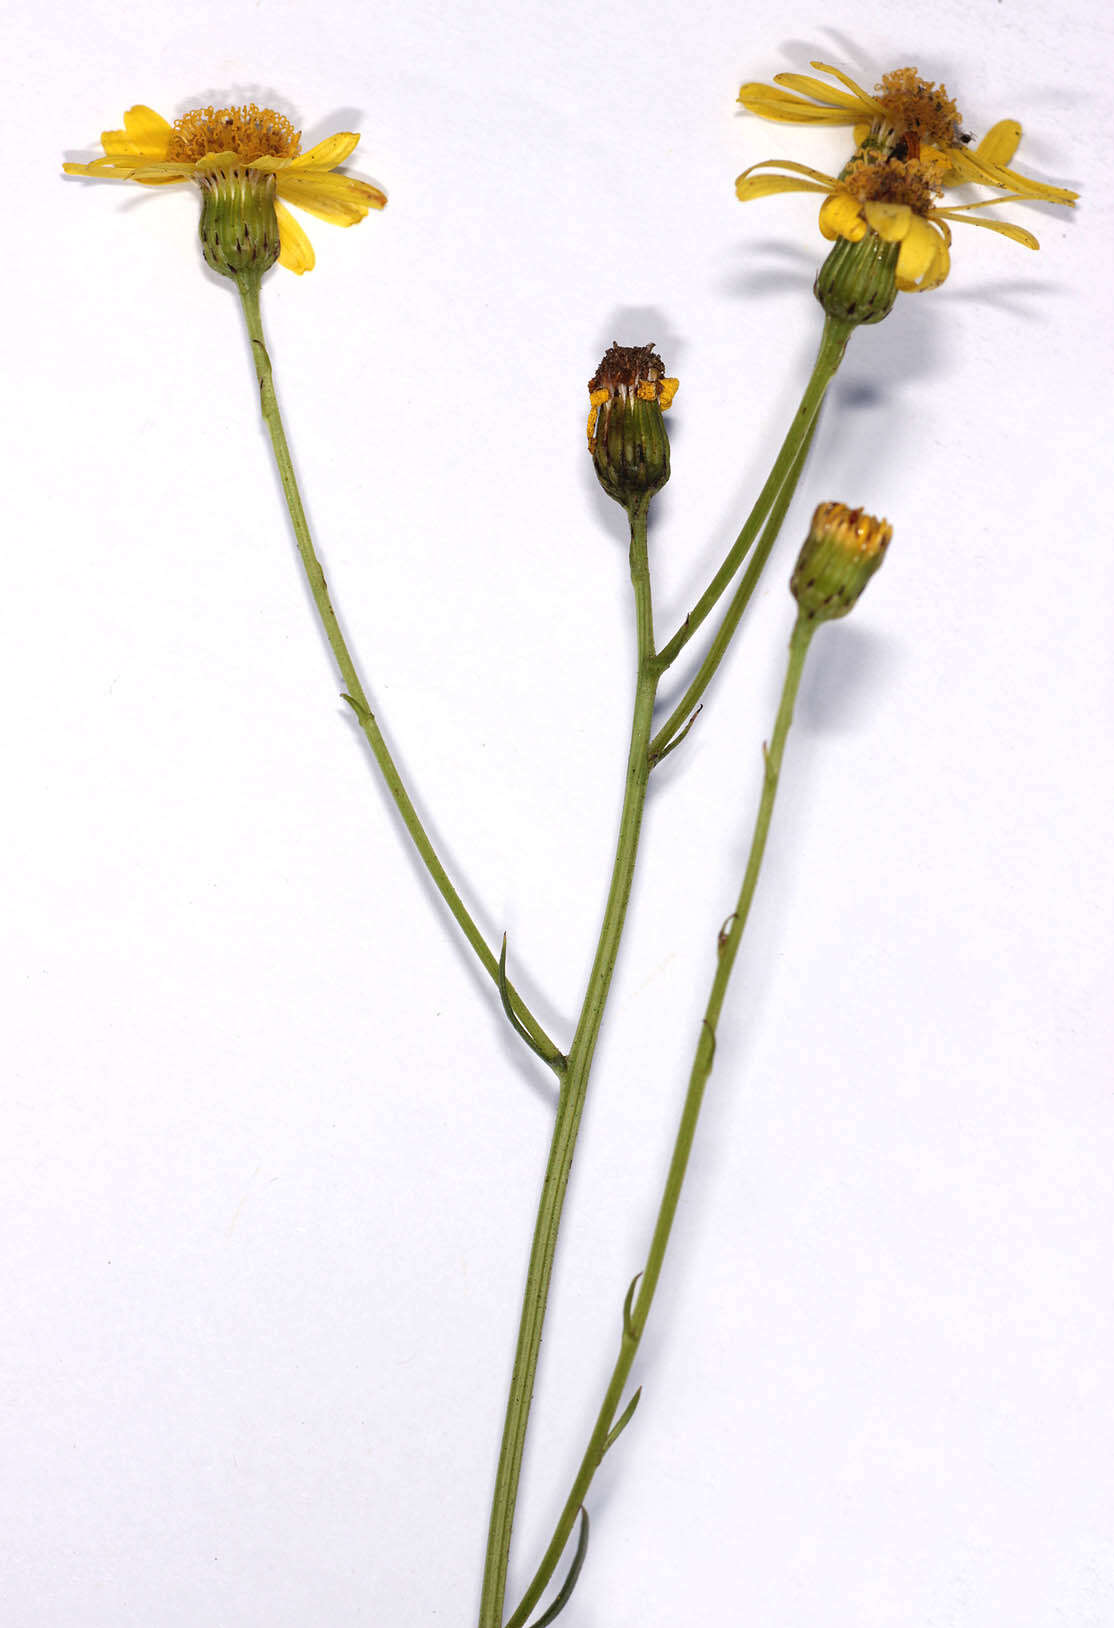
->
506;614;817;1628
477;499;660;1628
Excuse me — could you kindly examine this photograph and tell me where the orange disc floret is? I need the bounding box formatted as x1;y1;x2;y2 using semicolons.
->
875;69;962;149
167;104;301;165
841;153;949;216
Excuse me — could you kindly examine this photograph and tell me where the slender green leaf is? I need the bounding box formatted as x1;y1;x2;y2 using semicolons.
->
603;1386;642;1456
526;1507;590;1628
622;1272;643;1340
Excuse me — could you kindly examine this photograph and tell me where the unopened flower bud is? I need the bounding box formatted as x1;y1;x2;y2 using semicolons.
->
814;231;899;327
197;162;281;282
791;502;892;621
587;343;678;511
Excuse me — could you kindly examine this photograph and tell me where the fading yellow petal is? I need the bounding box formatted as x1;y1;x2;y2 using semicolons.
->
274;198;316;272
289;132;361;172
818;191;867;242
862;200;912;242
276;170;386;223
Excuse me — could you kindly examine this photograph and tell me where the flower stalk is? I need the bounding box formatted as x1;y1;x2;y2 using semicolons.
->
478;494;661;1628
649;418;815;764
655;312;852;677
506;607;817;1626
233;272;564;1072
506;499;893;1624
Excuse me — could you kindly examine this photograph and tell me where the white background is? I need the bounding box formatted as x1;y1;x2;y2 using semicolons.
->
4;1;1112;1624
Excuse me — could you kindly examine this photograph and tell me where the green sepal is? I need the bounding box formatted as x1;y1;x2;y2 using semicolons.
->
198;165;281;281
814;231;899;327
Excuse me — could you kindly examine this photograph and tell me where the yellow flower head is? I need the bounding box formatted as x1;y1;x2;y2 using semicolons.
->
734;58;1079;297
738;61;1078;208
64;104;386;274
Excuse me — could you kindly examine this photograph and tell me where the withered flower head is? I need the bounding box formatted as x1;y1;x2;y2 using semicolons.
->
587;343;679;511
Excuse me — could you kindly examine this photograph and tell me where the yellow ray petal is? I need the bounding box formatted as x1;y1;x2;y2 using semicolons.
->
274;198;316;272
942;190;1031;212
818;191;867;241
738;84;852;123
772;71;867;111
862;200;912;242
736;174;831;202
991;164;1077;206
936;208;1039;249
99;106;173;161
809;62;885;115
737;158;840;187
277;170;386;223
100;129;139;159
898;229;950;291
289;133;361;172
919;233;950;290
895;217;941;284
123;106;173;158
976;119;1022;168
193;151;239;173
84;155;143;177
947;147;1077;205
126;166;194;187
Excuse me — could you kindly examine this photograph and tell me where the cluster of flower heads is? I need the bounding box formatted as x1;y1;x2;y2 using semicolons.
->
64;103;386;273
736;62;1077;291
63;68;1075;293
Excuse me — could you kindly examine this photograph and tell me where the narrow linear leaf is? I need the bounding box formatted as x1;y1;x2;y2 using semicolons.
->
498;933;567;1071
651;702;703;766
603;1386;642;1456
497;934;531;1044
622;1272;643;1340
340;691;370;724
526;1507;590;1628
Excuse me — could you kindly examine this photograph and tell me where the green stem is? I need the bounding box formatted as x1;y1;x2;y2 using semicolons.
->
234;274;564;1075
655;315;851;674
506;613;816;1628
649;419;816;766
478;500;660;1628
